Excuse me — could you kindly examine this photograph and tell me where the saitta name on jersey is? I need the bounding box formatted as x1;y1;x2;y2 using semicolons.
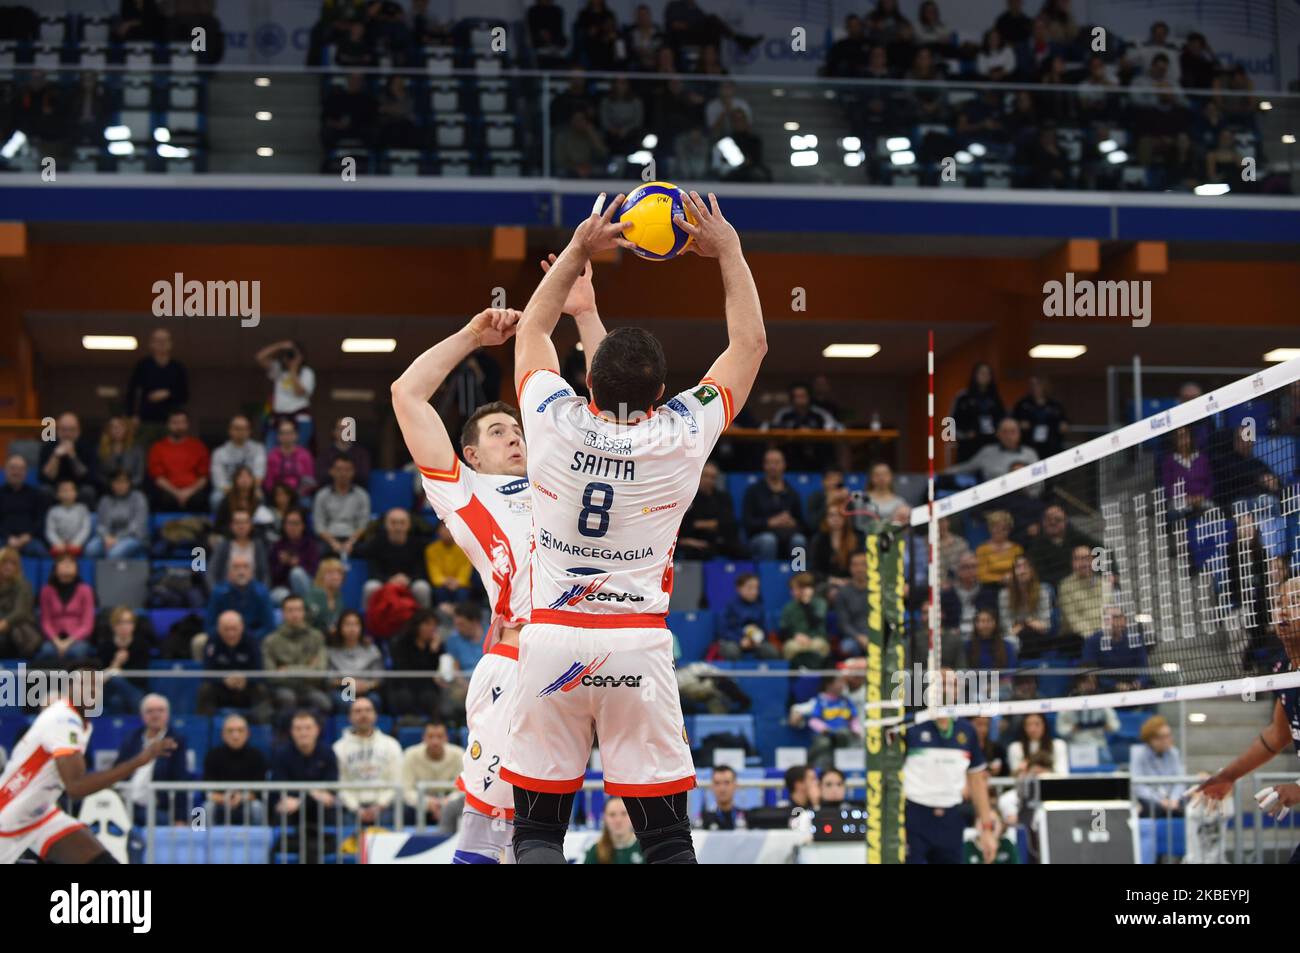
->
571;452;636;481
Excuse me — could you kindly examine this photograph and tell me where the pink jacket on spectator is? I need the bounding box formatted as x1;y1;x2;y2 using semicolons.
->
265;447;317;495
39;582;95;641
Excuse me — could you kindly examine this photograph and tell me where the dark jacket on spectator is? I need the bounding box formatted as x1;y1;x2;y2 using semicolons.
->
742;481;805;540
38;438;98;490
0;481;46;539
126;356;189;423
361;535;428;582
114;726;190;822
269;534;322;589
719;595;765;643
679;487;741;559
269;737;338;819
204;630;263;672
204;743;269;783
205;581;275;641
1025;527;1095;588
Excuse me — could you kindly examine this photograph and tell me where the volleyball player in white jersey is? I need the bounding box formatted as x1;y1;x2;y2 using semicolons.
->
0;664;175;864
391;292;607;863
503;191;766;864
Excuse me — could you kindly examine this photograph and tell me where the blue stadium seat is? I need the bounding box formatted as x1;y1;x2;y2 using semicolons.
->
788;473;822;512
687;713;756;750
1256;435;1297;481
397;724;424;750
725;472;759;522
667;610;713;662
169;714;210;773
369;470;414;516
87;715;142;763
207;826;274;864
342;560;369;612
1115;709;1148;739
702;558;754;613
1138;817;1186;863
150;659;201;716
148;608;196;641
21;556;47;591
757;560;793;615
844;472;866;494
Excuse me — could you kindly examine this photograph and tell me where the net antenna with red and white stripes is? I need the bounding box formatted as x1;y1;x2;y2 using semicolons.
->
926;330;940;716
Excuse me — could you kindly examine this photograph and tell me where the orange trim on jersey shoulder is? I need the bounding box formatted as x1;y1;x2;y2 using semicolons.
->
498;766;585;794
516;366;559;404
586;401;655;425
49;748;81;759
699;377;735;428
39;820;87;859
417;458;461;482
528;609;667;629
604;775;697;797
456;776;516;820
487;643;519;661
0;807;59;837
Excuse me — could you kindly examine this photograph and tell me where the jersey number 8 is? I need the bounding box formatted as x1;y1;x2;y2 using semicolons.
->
578;481;614;538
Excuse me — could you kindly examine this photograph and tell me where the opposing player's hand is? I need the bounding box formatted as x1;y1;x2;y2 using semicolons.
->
541;253;596;318
574;192;631;256
675;191;740;259
466;308;522;347
143;737;178;762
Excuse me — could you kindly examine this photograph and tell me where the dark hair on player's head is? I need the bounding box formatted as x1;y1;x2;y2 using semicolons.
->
589;327;667;415
460;401;521;452
784;764;809;793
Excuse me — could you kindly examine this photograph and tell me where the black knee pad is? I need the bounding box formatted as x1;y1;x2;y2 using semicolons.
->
512;788;575;864
89;850;119;864
622;793;697;864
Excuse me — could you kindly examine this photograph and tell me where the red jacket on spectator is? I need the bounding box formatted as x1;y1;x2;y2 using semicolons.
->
39;580;95;641
366;581;417;639
149;436;211;490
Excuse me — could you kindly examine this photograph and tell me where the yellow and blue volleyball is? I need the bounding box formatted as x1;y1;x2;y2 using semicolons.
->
615;182;697;261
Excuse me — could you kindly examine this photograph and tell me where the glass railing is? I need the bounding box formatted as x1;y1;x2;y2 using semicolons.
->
0;57;1294;196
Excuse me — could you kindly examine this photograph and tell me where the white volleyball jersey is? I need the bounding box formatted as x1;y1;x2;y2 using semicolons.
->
0;700;91;834
420;459;533;629
457;643;518;817
517;368;734;627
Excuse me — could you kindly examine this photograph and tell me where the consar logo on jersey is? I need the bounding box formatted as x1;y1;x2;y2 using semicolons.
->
536;388;572;413
549;577;607;608
495;478;530;496
583;430;632;455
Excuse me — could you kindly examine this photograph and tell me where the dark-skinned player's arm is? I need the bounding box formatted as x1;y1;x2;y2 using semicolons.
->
514;192;628;397
540;253;607;375
391;308;522;472
1189;698;1293;805
675;191;767;413
56;736;177;800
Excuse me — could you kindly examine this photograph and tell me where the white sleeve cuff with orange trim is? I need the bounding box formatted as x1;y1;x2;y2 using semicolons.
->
418;458;462;483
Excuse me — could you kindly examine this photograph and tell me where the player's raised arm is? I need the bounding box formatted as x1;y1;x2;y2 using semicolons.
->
541;252;607;376
56;735;177;800
515;192;627;395
391;308;521;472
676;191;767;413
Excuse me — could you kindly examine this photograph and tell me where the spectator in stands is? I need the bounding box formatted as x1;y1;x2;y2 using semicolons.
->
210;509;270;593
271;711;339;834
257;339;316;448
767;383;842;472
790;675;861;770
211;414;267;508
704;81;751;139
362;508;432;609
69;70;112;144
625;4;663;70
1;456;47;556
116;692;190;825
972;715;1008;777
1082;606;1149;692
1037;0;1078;47
36;554;95;663
387;609;446;717
528;0;569;68
269;507;320;604
45;479;91;557
125;328;188;446
716;108;772;183
266;419;318;499
0;547;39;658
401;721;463;825
333;696;403;828
993;0;1033;46
327;609;384;713
1013;376;1068;459
1125;21;1180;85
1218;64;1258;123
313;456;370;561
650;75;706;148
663;0;760;55
672;123;711;179
1213;429;1280;510
98;415;145;489
782;764;821;812
999;555;1053;658
820;767;858;808
147;410;209;514
585;797;645;864
115;0;167;42
678;461;741;560
444;602;485;681
1006;711;1067;776
1024;504;1094;587
778;572;830;667
742;449;808;561
204;714;269;825
715;572;777;660
205;555;275;644
377;75;421;149
333;19;377;67
198;610;269;721
573;0;618;67
941;552;998;654
949;363;1004;462
1179;32;1218;91
86;470;148;559
974;510;1023;586
1056;544;1102;645
263;594;331;714
304;557;347;636
832;551;881;657
597;77;644;156
1130;714;1186;818
1130;54;1187;165
936;516;971;583
553;110;608;178
913;1;951;48
975;27;1016;79
1077;54;1119;119
804;469;844;532
315;416;371;492
859;462;907;530
966;605;1018;676
948;417;1039;484
95;606;150;715
1204;127;1244;185
322;72;377;149
1056;674;1119;750
1023;123;1072;188
811;505;860;584
215;466;273;537
39;412;98;505
827;15;871;78
698;764;746;829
